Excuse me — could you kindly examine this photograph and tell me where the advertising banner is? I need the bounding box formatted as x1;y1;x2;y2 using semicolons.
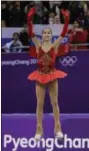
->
1;51;89;113
2;114;89;151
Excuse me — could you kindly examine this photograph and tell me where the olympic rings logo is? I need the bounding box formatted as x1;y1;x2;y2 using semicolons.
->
59;56;77;66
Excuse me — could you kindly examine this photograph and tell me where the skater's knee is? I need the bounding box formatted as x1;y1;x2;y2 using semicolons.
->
51;100;58;108
37;99;44;108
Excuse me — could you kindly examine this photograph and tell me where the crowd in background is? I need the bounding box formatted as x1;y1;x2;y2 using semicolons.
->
1;1;89;52
1;1;89;28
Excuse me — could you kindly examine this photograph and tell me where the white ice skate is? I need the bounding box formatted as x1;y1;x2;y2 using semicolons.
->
55;131;64;139
34;134;42;141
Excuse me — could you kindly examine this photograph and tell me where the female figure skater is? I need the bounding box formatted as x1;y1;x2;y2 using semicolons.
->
27;7;70;141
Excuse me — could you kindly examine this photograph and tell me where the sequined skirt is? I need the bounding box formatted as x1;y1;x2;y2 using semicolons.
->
28;68;67;84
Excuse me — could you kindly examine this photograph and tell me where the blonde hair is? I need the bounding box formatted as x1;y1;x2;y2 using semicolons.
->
42;28;52;35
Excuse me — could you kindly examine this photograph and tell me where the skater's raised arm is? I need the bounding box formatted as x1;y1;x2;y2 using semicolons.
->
27;7;41;48
53;9;70;50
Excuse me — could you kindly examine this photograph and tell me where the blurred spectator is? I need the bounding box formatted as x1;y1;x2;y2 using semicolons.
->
83;10;89;30
3;32;23;53
83;2;88;13
2;2;15;27
1;1;89;51
11;1;24;27
33;2;42;24
24;2;41;24
33;13;41;24
69;2;84;24
40;2;49;24
68;20;88;49
35;2;43;17
1;2;8;25
1;1;89;28
53;15;60;24
1;20;6;27
24;2;34;25
75;2;89;29
54;2;61;20
6;2;13;27
20;25;29;51
49;1;69;23
49;12;55;25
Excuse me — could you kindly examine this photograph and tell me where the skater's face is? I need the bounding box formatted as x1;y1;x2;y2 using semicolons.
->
42;28;52;41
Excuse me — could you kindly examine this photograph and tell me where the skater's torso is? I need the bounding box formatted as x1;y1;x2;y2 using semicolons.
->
37;46;56;74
